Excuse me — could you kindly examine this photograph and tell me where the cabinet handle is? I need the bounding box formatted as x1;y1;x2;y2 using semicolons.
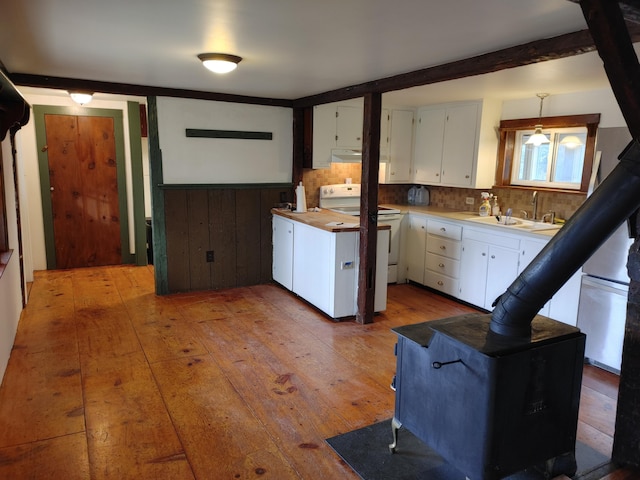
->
465;175;470;178
435;173;440;177
440;245;446;250
440;227;446;232
491;255;496;259
482;252;486;256
437;281;444;286
438;263;445;268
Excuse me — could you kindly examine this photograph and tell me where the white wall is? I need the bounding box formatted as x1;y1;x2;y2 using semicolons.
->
157;97;293;184
0;137;25;383
501;88;626;128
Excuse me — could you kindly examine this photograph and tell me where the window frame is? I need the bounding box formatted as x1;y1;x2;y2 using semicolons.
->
495;113;600;193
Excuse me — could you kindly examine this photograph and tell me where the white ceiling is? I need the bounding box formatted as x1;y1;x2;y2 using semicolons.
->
0;0;619;105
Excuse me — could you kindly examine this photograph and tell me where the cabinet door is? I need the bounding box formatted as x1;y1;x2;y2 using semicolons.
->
380;109;390;154
413;107;445;184
386;109;414;183
441;103;479;187
485;245;520;310
459;238;488;306
519;238;551;316
272;216;294;290
312;103;337;169
336;105;363;148
405;215;427;284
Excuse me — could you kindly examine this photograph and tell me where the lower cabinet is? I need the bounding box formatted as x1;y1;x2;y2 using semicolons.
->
403;213;581;326
459;228;520;310
272;215;294;290
405;214;427;284
424;219;461;296
272;215;389;318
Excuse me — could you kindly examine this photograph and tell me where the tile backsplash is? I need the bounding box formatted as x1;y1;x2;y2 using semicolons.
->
301;163;585;221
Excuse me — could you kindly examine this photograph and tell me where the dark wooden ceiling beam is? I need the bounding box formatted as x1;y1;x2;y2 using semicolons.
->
7;73;294;108
579;0;640;138
8;23;640;110
569;1;640;23
294;24;640;108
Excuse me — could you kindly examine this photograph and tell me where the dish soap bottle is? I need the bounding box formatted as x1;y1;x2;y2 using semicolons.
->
492;196;501;216
479;192;491;217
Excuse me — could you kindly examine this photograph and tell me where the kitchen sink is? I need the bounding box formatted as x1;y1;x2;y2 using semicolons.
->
465;215;562;232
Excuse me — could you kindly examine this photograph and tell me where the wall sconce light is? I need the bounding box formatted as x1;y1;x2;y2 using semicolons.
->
198;53;242;74
69;91;93;105
525;93;550;146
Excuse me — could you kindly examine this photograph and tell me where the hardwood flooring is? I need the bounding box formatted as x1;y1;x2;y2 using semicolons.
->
0;265;634;479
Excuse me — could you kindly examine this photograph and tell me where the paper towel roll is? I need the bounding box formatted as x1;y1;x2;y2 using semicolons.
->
296;182;307;212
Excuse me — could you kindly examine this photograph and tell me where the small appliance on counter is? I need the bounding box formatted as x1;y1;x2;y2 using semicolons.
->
295;182;307;212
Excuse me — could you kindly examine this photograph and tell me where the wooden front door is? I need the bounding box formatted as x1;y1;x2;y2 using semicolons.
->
43;114;122;268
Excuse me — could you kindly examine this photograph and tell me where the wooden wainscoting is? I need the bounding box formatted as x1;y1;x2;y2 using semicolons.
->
164;186;289;293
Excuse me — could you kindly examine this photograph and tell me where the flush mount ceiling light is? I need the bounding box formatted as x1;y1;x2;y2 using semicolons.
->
69;91;93;105
198;53;242;74
525;93;550;146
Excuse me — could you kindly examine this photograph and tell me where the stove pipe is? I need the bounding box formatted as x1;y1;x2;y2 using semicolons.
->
490;140;640;338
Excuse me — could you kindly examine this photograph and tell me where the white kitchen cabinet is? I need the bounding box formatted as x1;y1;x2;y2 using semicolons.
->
413;106;446;184
459;227;520;310
272;213;389;318
380;109;414;184
336;104;363;148
405;214;427;284
412;99;501;188
518;238;551;317
272;215;294;290
518;237;581;325
312;103;338;169
424;219;462;296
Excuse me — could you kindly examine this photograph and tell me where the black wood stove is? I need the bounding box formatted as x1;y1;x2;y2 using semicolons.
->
390;313;585;479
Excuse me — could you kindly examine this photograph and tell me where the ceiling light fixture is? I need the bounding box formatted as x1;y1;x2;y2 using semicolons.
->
560;135;583;148
198;53;242;74
525;93;550;146
69;91;93;105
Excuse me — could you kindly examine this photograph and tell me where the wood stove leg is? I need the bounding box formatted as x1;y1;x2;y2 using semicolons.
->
388;417;402;453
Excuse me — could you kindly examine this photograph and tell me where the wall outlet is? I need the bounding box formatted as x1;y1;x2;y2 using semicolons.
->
465;197;475;205
206;251;214;262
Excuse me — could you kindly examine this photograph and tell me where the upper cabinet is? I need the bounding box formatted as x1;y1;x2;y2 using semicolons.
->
413;99;501;188
336;104;364;148
311;99;411;170
380;109;414;184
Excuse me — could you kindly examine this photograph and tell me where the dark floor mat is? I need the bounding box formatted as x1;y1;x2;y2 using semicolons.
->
326;419;609;480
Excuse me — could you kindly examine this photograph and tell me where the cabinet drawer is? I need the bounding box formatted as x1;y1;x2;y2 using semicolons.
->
425;253;460;278
427;234;462;260
427;219;462;241
424;271;459;297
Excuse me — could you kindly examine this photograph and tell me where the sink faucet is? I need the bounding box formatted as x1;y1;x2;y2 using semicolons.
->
542;211;556;224
531;190;538;220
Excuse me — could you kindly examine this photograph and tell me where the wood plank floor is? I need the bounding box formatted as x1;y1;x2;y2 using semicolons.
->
0;265;634;479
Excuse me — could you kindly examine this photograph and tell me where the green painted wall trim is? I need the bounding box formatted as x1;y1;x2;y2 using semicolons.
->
147;96;169;294
127;101;147;266
33;105;132;268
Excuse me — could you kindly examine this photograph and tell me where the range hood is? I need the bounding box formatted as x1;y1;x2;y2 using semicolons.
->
331;148;388;163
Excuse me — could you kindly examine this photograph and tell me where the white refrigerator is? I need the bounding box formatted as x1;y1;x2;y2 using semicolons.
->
577;127;634;373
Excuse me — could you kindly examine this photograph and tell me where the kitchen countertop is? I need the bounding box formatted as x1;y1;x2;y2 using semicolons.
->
379;204;560;237
271;208;391;233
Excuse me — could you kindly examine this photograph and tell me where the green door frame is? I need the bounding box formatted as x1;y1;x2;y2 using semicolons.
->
33;104;144;268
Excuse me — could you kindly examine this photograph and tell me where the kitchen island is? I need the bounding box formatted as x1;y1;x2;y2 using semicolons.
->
271;208;390;319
